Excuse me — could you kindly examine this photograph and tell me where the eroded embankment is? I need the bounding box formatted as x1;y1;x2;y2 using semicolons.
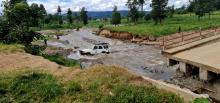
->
99;29;157;42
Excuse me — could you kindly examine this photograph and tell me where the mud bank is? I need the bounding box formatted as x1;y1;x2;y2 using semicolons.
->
99;29;157;42
99;29;134;40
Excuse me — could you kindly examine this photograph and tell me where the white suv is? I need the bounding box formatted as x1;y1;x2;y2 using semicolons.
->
79;43;110;55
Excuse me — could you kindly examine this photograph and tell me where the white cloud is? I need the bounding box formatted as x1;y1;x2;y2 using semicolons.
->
0;0;189;14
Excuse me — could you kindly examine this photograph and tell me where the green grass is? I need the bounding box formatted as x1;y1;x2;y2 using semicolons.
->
0;43;24;53
42;54;78;67
0;66;185;103
105;12;220;37
193;98;210;103
0;72;63;103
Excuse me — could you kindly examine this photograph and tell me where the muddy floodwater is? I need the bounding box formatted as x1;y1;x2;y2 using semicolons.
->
48;28;176;80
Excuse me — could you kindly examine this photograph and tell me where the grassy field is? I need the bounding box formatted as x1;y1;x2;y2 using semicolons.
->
102;12;220;37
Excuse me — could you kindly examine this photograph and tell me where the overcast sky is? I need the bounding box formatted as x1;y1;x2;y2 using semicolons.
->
0;0;189;14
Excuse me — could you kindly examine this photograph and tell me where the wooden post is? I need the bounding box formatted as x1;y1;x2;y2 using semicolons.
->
215;26;217;35
181;32;184;42
163;37;165;50
200;27;202;39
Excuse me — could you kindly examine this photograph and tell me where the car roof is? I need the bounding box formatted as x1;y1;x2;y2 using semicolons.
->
94;43;109;45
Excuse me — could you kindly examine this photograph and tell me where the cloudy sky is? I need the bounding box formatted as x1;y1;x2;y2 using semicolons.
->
0;0;189;14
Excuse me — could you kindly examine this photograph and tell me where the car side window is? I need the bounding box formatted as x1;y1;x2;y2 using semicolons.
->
104;45;108;49
94;46;98;49
99;46;103;49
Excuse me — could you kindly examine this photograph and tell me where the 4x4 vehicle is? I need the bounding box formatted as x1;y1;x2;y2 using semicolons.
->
79;43;110;55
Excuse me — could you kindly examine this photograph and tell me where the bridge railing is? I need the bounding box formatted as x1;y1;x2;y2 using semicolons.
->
162;27;219;50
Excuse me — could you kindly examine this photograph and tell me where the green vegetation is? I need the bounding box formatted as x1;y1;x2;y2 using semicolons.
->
193;98;210;103
42;54;78;67
111;6;121;26
0;72;63;103
106;12;220;37
41;23;81;30
0;66;184;103
24;45;46;55
80;7;88;25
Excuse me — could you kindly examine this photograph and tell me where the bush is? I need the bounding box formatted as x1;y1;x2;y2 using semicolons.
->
24;45;46;55
42;54;78;67
2;29;42;45
99;24;104;29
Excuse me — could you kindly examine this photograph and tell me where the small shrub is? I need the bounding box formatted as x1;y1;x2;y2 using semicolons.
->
24;45;46;55
99;24;104;29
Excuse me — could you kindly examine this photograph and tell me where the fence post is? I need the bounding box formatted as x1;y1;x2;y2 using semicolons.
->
181;32;184;42
200;27;202;39
215;26;217;35
163;36;165;50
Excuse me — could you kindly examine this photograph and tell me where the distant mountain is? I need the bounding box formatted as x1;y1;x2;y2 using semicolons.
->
69;11;150;19
87;11;129;19
72;10;129;19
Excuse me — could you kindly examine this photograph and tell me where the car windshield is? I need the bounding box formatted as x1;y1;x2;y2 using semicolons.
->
94;46;98;49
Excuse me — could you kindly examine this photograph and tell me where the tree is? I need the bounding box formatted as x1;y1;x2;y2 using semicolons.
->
205;0;215;19
138;0;145;12
187;0;195;16
111;6;121;26
167;5;175;18
29;3;40;26
9;0;27;6
39;4;47;16
80;7;88;25
44;14;53;24
144;14;151;21
67;8;73;24
11;2;30;29
151;0;168;24
1;0;41;44
57;5;63;25
126;0;139;22
194;0;206;21
214;0;220;10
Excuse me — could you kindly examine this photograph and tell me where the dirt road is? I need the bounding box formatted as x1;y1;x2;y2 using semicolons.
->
49;28;176;80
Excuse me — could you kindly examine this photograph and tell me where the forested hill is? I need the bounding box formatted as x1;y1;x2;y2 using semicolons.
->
86;11;129;19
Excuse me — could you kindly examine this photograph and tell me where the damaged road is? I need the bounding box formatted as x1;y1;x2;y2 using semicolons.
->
47;28;176;80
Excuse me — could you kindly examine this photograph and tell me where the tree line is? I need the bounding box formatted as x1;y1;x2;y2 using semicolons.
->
0;0;89;44
112;0;220;26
